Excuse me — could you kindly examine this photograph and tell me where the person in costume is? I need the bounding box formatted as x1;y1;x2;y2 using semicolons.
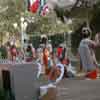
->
78;27;100;79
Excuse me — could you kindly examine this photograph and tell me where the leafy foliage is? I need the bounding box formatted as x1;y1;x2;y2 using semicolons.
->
0;46;7;58
90;1;100;33
26;13;69;34
30;33;64;48
0;89;5;100
0;0;26;33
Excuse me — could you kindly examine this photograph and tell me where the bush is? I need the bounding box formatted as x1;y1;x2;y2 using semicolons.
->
30;33;65;48
0;46;7;59
0;89;5;100
30;36;41;49
49;33;64;48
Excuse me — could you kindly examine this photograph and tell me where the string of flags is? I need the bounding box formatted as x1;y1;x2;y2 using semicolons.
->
27;0;49;16
40;3;49;16
28;0;40;13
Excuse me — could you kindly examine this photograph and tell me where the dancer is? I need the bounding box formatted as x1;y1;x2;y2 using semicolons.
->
78;28;99;79
10;44;17;61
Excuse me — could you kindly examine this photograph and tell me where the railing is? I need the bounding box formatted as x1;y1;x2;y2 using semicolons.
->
0;59;35;64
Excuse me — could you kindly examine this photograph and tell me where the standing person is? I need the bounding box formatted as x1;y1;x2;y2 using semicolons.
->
10;45;17;61
28;40;36;59
43;47;50;75
30;43;36;59
62;47;66;60
25;45;35;62
23;39;28;60
23;39;28;52
47;40;53;54
36;44;43;63
57;45;63;60
6;42;11;60
78;28;99;79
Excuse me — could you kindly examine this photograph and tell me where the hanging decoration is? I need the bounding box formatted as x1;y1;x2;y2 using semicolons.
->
28;0;40;13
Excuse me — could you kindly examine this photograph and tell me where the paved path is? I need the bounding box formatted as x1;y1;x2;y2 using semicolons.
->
0;63;100;100
57;79;100;100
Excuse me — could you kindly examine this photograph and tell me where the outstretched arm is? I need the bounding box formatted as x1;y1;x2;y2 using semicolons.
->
95;34;100;47
88;39;99;49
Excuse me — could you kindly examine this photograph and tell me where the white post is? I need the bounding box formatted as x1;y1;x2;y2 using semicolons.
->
64;32;66;48
20;17;24;50
67;30;73;58
13;17;28;50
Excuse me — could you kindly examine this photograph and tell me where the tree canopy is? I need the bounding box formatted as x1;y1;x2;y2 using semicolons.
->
0;0;100;35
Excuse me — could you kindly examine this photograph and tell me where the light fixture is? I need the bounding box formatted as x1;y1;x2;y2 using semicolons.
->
20;17;24;22
67;19;72;24
23;22;28;31
68;29;73;34
13;23;18;29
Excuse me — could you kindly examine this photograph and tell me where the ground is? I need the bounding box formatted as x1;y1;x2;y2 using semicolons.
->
57;79;100;100
0;63;100;100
